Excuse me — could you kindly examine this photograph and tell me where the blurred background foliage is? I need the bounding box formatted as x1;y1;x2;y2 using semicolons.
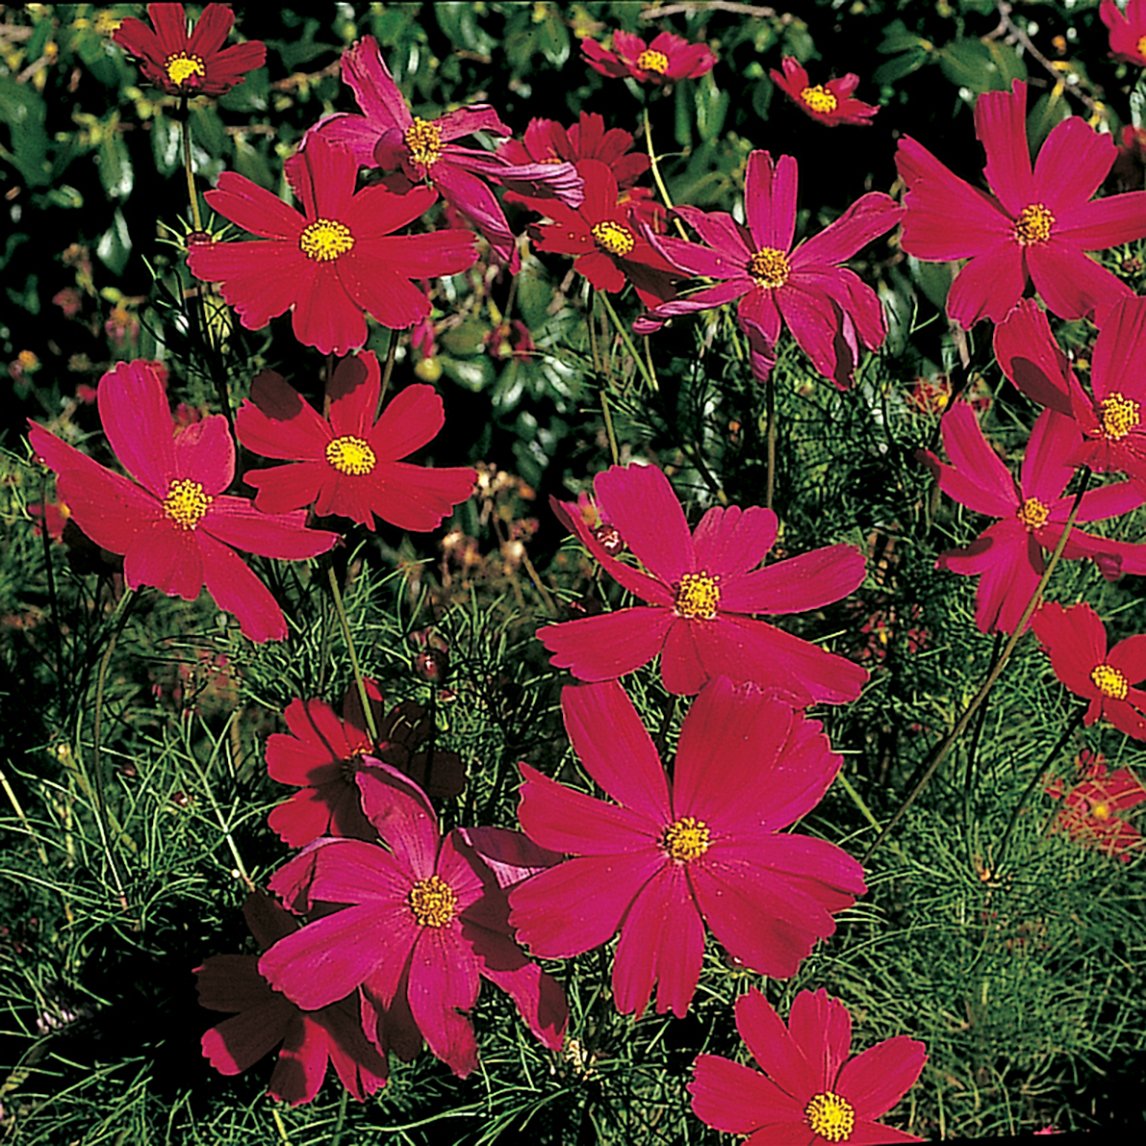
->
2;1;1146;1142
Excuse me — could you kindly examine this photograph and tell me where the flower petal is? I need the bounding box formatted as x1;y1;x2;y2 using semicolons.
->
720;544;865;616
735;988;819;1101
98;360;176;497
794;193;900;268
947;244;1027;329
746;151;797;254
691;504;778;578
837;1037;927;1120
537;607;675;682
1027;243;1131;321
689;1053;803;1135
196;530;289;642
974;81;1034;215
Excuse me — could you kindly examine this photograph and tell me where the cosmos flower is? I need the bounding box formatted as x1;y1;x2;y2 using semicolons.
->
112;3;265;97
1100;0;1146;66
896;80;1146;327
509;679;866;1017
580;29;715;84
187;135;477;356
27;361;337;643
689;988;926;1144
235;352;476;532
1045;753;1145;862
1032;602;1146;738
770;57;879;126
639;150;900;388
538;463;868;705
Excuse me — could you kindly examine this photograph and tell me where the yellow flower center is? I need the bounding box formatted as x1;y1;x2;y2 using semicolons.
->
801;84;838;114
405;116;444;168
1016;496;1049;531
591;219;636;257
1091;663;1129;700
325;435;377;475
748;246;792;289
636;49;670;74
1091;800;1112;820
805;1091;856;1142
163;478;212;530
164;52;206;87
299;218;355;262
1013;203;1055;246
408;874;457;928
674;571;720;619
1138;34;1146;58
1099;392;1141;440
662;816;710;862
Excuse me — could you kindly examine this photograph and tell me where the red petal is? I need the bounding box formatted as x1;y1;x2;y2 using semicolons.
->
98;360;176;497
1027;243;1132;321
691;504;777;579
689;1052;802;1134
537;607;675;682
205;496;336;558
947;244;1027;328
721;544;865;616
292;266;368;355
745;151;796;253
794;193;900;268
1034;117;1115;213
788;987;853;1090
328;351;380;439
837;1037;927;1119
974;81;1034;215
205;171;303;240
174;414;234;495
236;371;329;461
368;383;442;460
735;988;819;1101
406;926;480;1076
196;530;288;642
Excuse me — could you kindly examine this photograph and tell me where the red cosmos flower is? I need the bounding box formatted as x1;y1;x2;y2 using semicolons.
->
311;36;582;270
509;679;866;1018
1045;755;1145;861
1100;0;1146;66
923;403;1146;634
639;150;900;388
186;135;476;356
896;80;1146;328
259;765;568;1078
539;463;867;705
234;352;476;532
27;361;337;643
531;159;677;309
770;57;880;127
689;988;926;1145
995;297;1146;484
197;893;389;1106
267;677;465;847
112;3;265;97
581;30;716;84
1031;602;1146;738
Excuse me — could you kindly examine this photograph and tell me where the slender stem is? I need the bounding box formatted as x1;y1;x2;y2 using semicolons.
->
326;564;379;744
589;291;620;465
1;767;50;867
600;387;620;465
764;368;777;510
642;106;689;240
38;474;66;717
379;329;398;405
863;471;1091;863
598;291;659;393
180;99;203;233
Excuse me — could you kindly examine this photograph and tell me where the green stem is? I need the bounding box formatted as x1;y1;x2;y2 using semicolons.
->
764;367;776;510
326;564;378;744
180;99;203;233
379;329;398;405
598;291;659;393
642;106;688;240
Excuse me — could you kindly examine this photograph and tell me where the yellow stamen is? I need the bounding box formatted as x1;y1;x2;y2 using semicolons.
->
674;571;720;619
1091;801;1112;820
299;218;354;262
163;478;212;530
636;49;669;74
408;874;457;928
748;246;791;289
325;435;377;475
165;52;206;87
405;117;443;168
801;84;838;114
591;220;636;257
1091;663;1128;700
1138;34;1146;58
1099;392;1141;441
662;816;710;862
805;1091;856;1142
1013;203;1055;246
1016;496;1049;531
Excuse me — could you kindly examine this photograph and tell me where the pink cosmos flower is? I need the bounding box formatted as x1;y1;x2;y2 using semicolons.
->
1031;602;1146;738
267;677;465;847
538;463;868;705
234;352;476;532
923;403;1146;634
197;893;388;1106
259;764;567;1078
581;30;716;85
1045;754;1145;862
770;57;879;127
113;3;265;97
509;679;866;1018
995;297;1146;484
689;988;926;1144
312;36;582;270
639;150;900;388
1101;0;1146;66
896;80;1146;328
187;135;477;356
27;361;337;643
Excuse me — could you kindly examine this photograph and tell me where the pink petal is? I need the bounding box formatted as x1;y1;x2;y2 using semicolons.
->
269;1013;328;1106
244;463;328;516
336;259;430;332
689;1053;803;1134
367;382;443;460
1027;243;1131;321
1021;409;1078;503
720;544;865;616
196;530;288;642
201;1001;293;1075
738;286;784;347
974;81;1034;215
788;987;853;1091
124;523;203;600
432;160;517;267
204;171;304;240
745;150;797;253
673;205;753;260
406;926;480;1076
1033;117;1115;213
186;4;234;57
1108;635;1146;684
205;496;336;559
98;360;177;497
360;462;475;532
313;112;385;168
537;607;675;682
794;193;901;268
939;402;1018;510
355;765;440;878
1058;191;1146;250
775;280;856;385
458;826;563;890
327;351;380;438
837;1037;927;1119
1092;295;1146;404
939;522;1039;636
306;837;413;905
691;504;778;578
735;988;819;1100
173;414;235;495
923;454;1015;519
993;299;1079;415
660;619;710;695
342;35;409;130
1031;601;1108;695
947;243;1027;329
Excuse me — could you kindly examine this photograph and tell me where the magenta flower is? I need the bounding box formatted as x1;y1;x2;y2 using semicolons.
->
689;988;926;1144
27;361;337;642
923;403;1146;634
640;150;900;388
896;80;1146;328
509;679;866;1018
312;36;582;270
258;764;567;1078
1101;0;1146;66
235;351;476;531
995;296;1146;483
1046;754;1146;862
196;893;389;1106
538;463;868;705
581;29;715;85
770;57;880;127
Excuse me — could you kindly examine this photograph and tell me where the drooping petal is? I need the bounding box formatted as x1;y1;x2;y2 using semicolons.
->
432;160;518;267
341;35;411;133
